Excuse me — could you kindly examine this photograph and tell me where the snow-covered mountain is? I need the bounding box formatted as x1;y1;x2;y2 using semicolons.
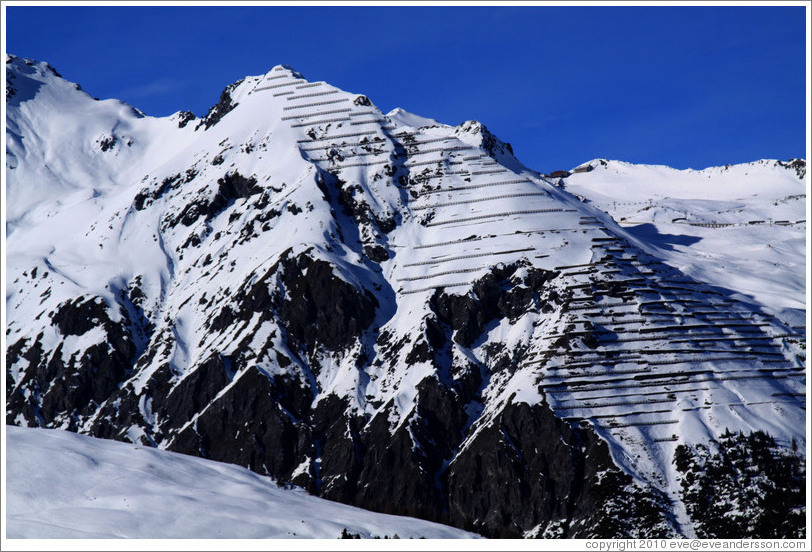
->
5;426;477;538
4;54;807;538
559;159;806;325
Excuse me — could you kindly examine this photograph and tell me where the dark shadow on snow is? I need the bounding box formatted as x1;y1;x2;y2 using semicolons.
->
625;222;702;251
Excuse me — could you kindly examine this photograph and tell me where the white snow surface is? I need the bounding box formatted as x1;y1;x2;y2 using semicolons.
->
4;426;477;539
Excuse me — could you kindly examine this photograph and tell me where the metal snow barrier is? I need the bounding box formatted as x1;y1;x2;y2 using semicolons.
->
400;282;471;295
595;334;683;344
559;269;596;276
299;140;385;154
546;350;642;362
300;143;344;153
350;119;387;126
553;396;675;411
554;262;595;270
565;283;592;291
397;266;485;282
596;318;649;326
403;159;450;168
273;90;296;97
401;136;456;147
568;301;627;311
405;145;472;157
287;89;339;101
610;419;679;428
294;81;325;89
412;191;550;211
254;80;305;91
542;373;666;390
283;98;348;111
643;356;756;367
666;335;773;346
646;348;786;358
297;130;381;143
638;323;718;334
290;117;351;128
330;159;391;169
401;248;534;268
554;364;651;376
770;332;806;339
309;148;390;162
470;168;507;175
411;236;482;249
424;208;575;227
416;178;532;197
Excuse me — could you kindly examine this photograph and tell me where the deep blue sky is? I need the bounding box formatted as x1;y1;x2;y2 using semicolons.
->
4;5;808;171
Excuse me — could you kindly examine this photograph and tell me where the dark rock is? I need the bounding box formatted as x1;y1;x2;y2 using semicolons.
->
447;400;675;538
349;401;446;520
51;296;109;336
133;173;180;211
156;353;233;430
675;429;806;538
217;171;260;200
430;263;558;347
172;171;259;227
197;78;244;130
9;302;136;430
273;253;379;354
177;111;196;128
169;366;314;479
363;244;389;263
99;135;116;152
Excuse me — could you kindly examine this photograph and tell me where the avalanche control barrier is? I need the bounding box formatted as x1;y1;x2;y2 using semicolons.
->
425;208;575;227
290;117;351;128
282;98;348;111
412;191;551;211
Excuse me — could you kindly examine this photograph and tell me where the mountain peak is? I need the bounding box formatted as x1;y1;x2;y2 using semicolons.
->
6;54;75;105
268;63;304;79
385;107;441;129
6;53;63;79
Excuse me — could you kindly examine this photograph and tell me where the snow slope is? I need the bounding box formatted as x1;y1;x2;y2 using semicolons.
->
4;54;807;538
561;159;806;324
4;426;477;539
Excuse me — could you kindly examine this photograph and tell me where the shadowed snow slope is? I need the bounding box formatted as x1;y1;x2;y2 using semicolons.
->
5;426;478;539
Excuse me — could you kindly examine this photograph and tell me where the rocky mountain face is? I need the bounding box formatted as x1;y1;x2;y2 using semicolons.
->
5;55;806;538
